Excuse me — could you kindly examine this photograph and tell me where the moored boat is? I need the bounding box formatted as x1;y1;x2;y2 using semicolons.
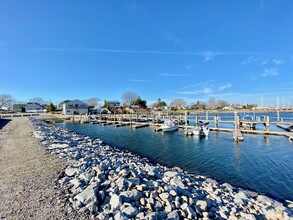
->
161;120;178;132
192;121;209;136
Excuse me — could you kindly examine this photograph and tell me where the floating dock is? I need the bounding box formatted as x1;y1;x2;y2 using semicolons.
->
132;123;150;129
276;124;293;132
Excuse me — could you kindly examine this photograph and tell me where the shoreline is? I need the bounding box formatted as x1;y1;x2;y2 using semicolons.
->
31;118;293;219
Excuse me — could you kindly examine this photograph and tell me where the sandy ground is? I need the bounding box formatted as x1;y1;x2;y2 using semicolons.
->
0;118;84;220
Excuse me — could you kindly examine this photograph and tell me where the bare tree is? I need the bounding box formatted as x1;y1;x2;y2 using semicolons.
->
207;97;216;109
0;94;15;109
84;98;99;107
122;91;138;107
217;99;229;108
170;99;187;109
28;97;48;105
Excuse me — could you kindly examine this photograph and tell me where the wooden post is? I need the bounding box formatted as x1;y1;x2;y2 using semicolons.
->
100;113;102;124
89;112;91;124
195;114;198;126
114;112;116;122
206;111;208;121
277;111;280;122
72;112;74;123
233;111;244;141
130;113;132;127
264;115;270;131
152;112;154;127
185;111;188;135
214;115;219;130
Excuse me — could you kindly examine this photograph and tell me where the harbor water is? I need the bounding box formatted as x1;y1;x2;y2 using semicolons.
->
57;112;293;201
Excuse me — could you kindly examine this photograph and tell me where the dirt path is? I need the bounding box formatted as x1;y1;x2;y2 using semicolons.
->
0;118;72;219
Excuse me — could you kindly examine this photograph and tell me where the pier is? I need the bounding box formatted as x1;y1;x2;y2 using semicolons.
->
41;111;293;141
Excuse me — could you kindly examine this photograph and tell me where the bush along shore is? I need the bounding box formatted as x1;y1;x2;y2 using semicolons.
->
30;119;293;220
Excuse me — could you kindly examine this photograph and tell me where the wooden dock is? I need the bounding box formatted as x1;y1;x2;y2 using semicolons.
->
132;123;150;129
276;124;293;132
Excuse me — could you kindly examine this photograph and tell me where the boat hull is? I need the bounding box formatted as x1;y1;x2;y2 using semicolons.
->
162;125;178;132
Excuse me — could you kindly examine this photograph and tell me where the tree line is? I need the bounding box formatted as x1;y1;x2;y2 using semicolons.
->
0;92;255;112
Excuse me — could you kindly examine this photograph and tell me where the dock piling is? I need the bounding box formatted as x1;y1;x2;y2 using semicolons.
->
185;111;188;135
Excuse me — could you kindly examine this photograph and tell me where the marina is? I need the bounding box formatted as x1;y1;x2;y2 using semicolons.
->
62;111;293;142
57;111;293;202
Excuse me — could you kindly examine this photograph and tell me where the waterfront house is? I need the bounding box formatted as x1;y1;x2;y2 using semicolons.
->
62;100;89;115
25;102;46;113
13;104;26;112
107;101;121;109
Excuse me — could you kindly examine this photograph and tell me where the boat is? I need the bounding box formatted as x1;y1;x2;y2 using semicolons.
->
192;121;209;136
161;120;178;132
240;115;256;130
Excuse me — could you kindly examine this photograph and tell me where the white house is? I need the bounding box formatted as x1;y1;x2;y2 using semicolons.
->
63;100;89;115
25;102;47;113
107;101;120;109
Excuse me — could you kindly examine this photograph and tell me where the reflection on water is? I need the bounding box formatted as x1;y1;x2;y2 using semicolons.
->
57;122;293;201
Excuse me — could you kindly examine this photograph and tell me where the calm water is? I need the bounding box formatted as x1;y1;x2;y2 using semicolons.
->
57;113;293;201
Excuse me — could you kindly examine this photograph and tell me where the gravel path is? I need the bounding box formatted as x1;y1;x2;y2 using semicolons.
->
0;118;83;219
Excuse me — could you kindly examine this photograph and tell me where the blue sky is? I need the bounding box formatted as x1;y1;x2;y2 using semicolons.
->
0;1;293;106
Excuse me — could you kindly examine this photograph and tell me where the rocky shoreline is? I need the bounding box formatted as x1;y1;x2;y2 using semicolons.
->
30;118;293;220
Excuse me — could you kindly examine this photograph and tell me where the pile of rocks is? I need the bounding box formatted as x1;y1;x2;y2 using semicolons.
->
30;119;293;219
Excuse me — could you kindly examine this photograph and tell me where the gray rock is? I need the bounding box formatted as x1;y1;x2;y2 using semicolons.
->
86;201;98;214
257;195;273;206
196;200;208;212
240;212;256;220
154;200;164;211
114;211;128;220
167;210;180;220
165;200;173;213
159;192;170;202
186;206;197;219
72;200;82;210
164;171;178;178
169;189;177;197
96;213;110;220
79;172;92;183
180;202;188;210
234;191;248;204
174;196;181;209
121;206;138;218
74;182;99;205
69;178;83;188
110;194;122;210
120;190;143;203
170;176;185;189
146;211;167;220
136;212;145;219
118;168;130;177
65;167;82;177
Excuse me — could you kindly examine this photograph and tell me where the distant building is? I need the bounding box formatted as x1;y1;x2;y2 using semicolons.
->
13;104;26;112
107;101;120;109
62;100;89;115
25;102;46;113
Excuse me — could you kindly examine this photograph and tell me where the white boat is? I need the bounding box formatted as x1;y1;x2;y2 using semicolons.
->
193;121;209;136
161;120;178;132
192;126;201;135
